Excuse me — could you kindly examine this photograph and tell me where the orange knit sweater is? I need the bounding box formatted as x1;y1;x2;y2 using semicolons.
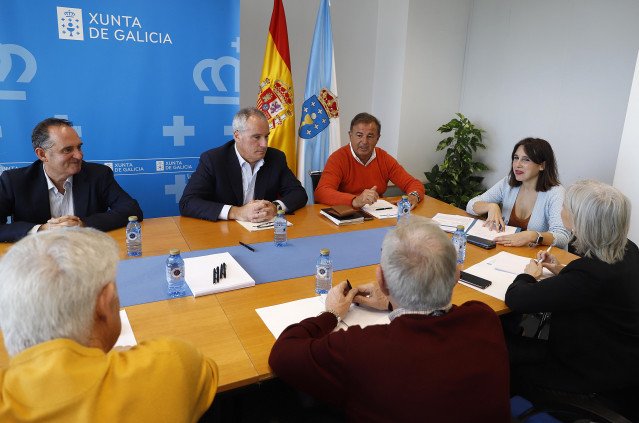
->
314;145;425;206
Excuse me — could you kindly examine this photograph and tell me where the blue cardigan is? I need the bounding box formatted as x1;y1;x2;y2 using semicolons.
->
466;176;570;249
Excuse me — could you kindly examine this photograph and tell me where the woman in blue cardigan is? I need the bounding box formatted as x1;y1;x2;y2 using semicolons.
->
466;138;570;249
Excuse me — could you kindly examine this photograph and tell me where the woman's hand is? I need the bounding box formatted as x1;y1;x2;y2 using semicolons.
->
482;203;505;232
495;230;536;247
524;259;543;279
536;251;564;275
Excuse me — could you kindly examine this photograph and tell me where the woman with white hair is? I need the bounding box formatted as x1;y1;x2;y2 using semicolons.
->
505;180;639;395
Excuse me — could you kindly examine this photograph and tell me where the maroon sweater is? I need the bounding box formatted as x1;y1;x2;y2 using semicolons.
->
269;301;510;423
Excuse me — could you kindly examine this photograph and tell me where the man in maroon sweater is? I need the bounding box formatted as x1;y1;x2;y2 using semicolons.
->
269;216;510;422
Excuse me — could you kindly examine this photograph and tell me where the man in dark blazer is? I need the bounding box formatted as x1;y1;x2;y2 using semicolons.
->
179;107;307;222
0;118;143;242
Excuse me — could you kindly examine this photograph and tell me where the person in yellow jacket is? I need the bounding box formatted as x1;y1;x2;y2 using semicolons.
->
0;228;218;422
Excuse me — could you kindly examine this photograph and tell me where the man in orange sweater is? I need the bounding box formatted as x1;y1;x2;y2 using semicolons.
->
314;113;425;208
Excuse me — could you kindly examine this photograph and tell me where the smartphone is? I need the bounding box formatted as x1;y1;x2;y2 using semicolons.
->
459;271;492;289
467;235;496;250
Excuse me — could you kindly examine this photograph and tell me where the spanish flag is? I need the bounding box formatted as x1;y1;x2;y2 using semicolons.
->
257;0;296;173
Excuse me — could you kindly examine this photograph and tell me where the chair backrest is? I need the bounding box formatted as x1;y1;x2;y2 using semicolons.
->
511;389;637;423
308;171;323;192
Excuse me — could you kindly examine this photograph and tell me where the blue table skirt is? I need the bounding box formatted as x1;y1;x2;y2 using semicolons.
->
117;226;393;307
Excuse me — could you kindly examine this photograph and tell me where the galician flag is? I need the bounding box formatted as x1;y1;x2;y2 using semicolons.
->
257;0;296;172
297;0;340;203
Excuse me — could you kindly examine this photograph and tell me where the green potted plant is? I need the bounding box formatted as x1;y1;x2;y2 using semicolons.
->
424;113;488;209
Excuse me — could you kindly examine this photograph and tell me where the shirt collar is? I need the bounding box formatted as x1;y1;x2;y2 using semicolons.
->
43;163;73;193
349;144;377;166
234;143;264;172
389;304;452;321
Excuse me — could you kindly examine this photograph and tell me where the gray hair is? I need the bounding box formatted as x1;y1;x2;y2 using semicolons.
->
31;117;73;151
0;228;120;356
564;179;630;264
232;107;268;133
381;215;457;310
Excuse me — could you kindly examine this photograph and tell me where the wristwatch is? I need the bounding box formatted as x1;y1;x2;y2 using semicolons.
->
529;231;543;247
408;191;421;203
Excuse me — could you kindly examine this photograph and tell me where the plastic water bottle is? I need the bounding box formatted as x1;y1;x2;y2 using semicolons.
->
274;209;287;247
315;249;333;294
166;249;186;298
126;216;142;257
452;225;467;264
397;195;411;222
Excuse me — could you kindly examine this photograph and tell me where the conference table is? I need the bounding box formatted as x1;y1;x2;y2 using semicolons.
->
0;196;577;392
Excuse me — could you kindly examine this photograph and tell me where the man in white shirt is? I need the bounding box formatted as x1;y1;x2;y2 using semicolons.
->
179;107;307;222
0;117;143;242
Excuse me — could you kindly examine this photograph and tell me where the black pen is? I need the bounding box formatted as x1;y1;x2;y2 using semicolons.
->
239;241;255;252
375;207;392;211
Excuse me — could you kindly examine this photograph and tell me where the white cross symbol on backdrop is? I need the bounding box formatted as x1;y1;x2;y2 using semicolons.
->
165;174;187;203
54;114;82;136
163;116;195;147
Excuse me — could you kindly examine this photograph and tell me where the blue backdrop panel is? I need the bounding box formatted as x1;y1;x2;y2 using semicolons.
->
0;0;239;217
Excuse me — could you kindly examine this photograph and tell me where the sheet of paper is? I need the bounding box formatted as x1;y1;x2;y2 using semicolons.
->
431;213;476;233
256;295;390;339
184;252;255;297
461;251;553;301
236;218;293;232
466;221;518;240
114;309;137;349
362;199;398;219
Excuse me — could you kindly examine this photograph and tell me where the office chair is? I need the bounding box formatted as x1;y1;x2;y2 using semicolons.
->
513;316;638;422
512;388;638;423
308;171;323;193
533;312;550;339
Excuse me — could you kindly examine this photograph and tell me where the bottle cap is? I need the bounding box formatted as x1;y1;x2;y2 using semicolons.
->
456;225;465;231
169;248;181;255
402;195;408;199
128;216;138;221
277;209;285;215
320;248;330;255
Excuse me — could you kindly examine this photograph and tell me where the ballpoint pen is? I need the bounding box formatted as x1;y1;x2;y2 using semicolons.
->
535;245;552;263
239;241;256;252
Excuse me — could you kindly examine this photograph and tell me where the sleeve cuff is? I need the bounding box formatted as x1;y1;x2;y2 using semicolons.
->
219;205;231;220
273;200;287;212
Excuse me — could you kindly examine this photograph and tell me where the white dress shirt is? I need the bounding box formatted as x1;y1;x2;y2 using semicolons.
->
218;144;286;220
29;165;75;233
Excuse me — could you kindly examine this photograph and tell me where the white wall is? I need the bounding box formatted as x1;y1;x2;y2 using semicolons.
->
240;0;639;198
371;0;409;158
397;0;473;179
460;0;639;188
613;51;639;243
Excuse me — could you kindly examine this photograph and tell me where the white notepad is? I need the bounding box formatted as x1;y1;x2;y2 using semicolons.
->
114;309;137;349
431;212;519;240
362;199;399;219
184;252;255;297
460;251;553;300
236;218;293;232
256;295;390;339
